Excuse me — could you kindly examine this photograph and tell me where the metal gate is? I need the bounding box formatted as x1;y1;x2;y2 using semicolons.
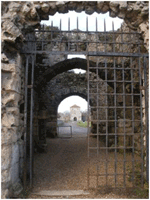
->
22;17;149;189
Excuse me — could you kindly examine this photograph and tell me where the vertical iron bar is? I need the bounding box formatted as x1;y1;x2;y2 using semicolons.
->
86;17;88;52
60;19;62;51
30;54;35;188
104;19;108;187
130;56;135;186
96;17;98;52
42;24;44;51
51;20;53;52
77;17;79;52
144;56;149;183
96;57;99;188
68;17;70;51
112;21;117;187
70;126;72;138
121;25;126;187
138;57;144;187
87;54;90;189
23;55;29;189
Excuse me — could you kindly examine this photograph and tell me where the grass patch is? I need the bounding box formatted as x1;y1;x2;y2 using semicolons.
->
77;121;91;128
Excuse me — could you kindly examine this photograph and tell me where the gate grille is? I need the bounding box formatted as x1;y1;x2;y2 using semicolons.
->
22;17;149;189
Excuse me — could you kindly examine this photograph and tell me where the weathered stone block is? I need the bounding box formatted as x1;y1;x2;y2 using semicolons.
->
2;107;20;127
1;127;18;145
1;91;20;107
10;162;19;184
11;143;19;165
1;145;12;171
1;169;11;184
41;3;50;13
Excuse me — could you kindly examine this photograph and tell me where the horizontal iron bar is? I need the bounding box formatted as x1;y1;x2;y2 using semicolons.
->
57;126;72;127
21;50;149;57
89;80;139;83
26;40;143;45
89;173;128;176
90;106;141;108
89;147;133;150
89;93;141;95
34;30;140;34
88;133;136;136
91;120;141;122
89;67;140;70
88;159;141;162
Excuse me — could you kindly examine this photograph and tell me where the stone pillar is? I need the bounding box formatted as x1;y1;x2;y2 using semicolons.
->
1;52;23;198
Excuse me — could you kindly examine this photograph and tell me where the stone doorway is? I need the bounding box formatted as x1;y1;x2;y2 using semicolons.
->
74;117;77;121
1;2;149;198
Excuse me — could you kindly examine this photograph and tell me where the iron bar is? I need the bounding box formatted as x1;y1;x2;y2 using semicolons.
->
33;29;141;35
144;56;149;183
23;55;29;189
29;54;35;188
113;23;118;187
130;56;135;186
121;25;126;187
68;17;70;51
86;17;90;188
96;56;99;188
138;57;144;187
21;50;149;57
25;39;146;45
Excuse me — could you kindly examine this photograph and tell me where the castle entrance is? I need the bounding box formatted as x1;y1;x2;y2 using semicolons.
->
22;15;149;194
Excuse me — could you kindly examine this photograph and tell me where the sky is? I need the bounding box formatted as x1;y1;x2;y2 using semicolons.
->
41;11;123;113
58;95;88;113
41;11;123;31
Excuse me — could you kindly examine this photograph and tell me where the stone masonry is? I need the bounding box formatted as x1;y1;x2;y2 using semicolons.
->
1;1;149;198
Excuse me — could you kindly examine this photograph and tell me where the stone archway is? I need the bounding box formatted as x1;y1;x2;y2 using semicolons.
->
1;1;149;198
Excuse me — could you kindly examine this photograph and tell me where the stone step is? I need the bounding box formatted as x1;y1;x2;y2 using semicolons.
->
32;190;90;197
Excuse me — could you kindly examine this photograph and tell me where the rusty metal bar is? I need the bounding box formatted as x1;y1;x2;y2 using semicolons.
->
130;56;135;187
68;17;70;51
143;56;149;183
86;17;90;188
29;54;35;188
21;50;149;57
23;55;29;189
121;25;126;188
138;57;144;187
113;20;118;188
96;56;99;188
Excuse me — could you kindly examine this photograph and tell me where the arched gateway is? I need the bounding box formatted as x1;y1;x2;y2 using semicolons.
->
1;1;149;198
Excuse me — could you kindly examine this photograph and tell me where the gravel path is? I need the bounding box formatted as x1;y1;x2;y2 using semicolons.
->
28;122;141;198
57;121;88;138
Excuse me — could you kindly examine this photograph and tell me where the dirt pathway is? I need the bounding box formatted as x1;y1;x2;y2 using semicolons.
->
28;122;142;198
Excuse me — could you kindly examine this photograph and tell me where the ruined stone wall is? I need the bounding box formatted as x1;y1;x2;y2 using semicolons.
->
37;70;114;137
1;52;24;197
1;1;149;198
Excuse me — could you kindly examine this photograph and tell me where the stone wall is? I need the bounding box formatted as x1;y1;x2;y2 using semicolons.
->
1;1;149;198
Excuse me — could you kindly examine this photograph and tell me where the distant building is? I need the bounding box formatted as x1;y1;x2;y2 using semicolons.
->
70;104;81;121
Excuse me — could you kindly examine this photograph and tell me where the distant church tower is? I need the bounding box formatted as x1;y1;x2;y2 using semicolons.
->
70;105;81;121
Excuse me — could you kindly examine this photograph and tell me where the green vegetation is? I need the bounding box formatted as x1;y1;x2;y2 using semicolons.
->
77;121;91;128
132;183;149;199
